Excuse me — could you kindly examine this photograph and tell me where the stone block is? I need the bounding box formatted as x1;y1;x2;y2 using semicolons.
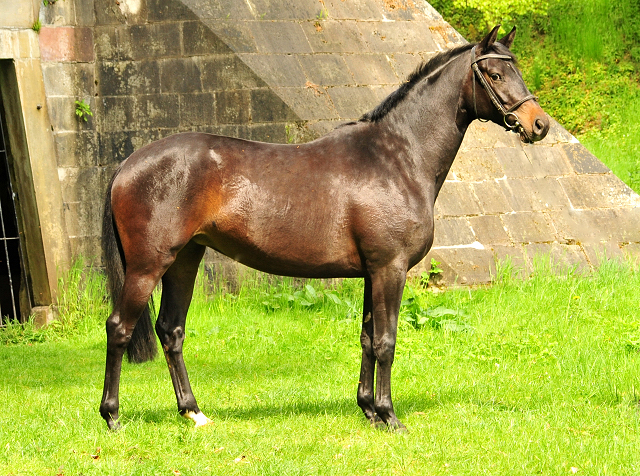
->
524;243;590;274
74;198;104;237
468;121;521;149
560;143;610;174
0;0;37;28
582;242;624;267
250;21;313;54
452;148;505;182
54;131;99;167
298;54;354;87
237;53;306;87
57;165;106;204
62;200;80;237
129;23;181;60
343;54;399;85
327;86;379;120
387;53;422;81
147;0;197;21
41;0;76;26
501;211;557;244
498;177;571;212
74;0;96;26
429;23;466;50
69;235;102;265
32;306;56;328
47;96;95;132
39;27;94;62
357;21;438;54
324;0;385;21
548;208;621;245
424;248;496;285
97;95;137;132
380;0;427;21
179;92;215;127
271;86;339;121
471;180;512;214
469;215;510;246
183;21;232;55
248;123;288;143
611;207;640;243
199;55;267;91
98;129;162;164
621;243;640;265
94;26;128;61
522;144;572;178
300;20;369;54
489;244;529;277
97;60;160;96
215;90;251;124
208;20;258;53
494;146;535;178
248;0;320;19
135;94;180;129
192;2;254;20
432;216;475;248
250;89;298;123
436;181;481;217
558;174;640;209
42;62;95;97
160;58;203;93
94;0;143;25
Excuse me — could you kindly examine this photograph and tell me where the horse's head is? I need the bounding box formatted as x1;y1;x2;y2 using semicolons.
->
467;25;549;143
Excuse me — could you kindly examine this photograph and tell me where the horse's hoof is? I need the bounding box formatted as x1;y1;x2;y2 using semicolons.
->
183;411;213;427
106;419;121;432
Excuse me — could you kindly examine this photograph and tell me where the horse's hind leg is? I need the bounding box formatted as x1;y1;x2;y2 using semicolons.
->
155;241;210;427
100;270;163;430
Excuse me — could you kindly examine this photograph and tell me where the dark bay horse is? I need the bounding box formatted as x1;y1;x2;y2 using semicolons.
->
100;26;549;431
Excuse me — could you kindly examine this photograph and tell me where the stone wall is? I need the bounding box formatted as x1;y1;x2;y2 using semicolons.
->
38;0;302;260
1;0;638;292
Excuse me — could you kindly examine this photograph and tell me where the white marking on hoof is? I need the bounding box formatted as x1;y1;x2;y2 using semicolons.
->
183;411;213;427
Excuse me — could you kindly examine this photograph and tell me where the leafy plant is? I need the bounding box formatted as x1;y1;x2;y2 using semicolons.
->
31;20;41;33
74;99;93;122
400;285;473;332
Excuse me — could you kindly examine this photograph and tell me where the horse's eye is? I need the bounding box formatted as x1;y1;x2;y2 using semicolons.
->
490;73;502;81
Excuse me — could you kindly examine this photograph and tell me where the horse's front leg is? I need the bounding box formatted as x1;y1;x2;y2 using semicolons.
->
370;262;407;431
357;277;383;426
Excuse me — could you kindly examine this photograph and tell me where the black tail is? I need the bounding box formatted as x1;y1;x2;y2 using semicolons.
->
102;170;157;363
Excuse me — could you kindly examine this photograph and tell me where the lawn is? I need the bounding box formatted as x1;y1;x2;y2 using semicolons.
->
1;258;639;475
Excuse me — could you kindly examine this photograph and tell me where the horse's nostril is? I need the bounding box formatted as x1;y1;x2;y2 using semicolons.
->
534;118;545;134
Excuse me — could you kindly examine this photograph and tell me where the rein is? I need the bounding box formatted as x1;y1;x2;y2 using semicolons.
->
470;45;538;136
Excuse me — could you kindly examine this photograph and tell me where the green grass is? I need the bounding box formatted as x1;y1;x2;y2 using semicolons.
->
1;258;640;474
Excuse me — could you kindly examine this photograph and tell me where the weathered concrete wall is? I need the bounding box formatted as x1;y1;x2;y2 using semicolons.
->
1;0;638;289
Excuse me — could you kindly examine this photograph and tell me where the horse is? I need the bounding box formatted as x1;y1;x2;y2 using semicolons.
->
99;26;550;431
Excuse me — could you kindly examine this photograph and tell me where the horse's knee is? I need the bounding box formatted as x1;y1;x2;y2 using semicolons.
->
156;322;185;354
373;335;396;365
360;330;374;355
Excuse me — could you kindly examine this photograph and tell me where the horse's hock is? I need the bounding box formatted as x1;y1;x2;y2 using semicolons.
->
0;0;638;318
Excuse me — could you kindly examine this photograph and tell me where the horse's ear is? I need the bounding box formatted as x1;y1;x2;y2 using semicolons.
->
479;25;501;53
498;26;517;49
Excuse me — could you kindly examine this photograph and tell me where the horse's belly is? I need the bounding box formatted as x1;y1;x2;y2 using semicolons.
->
196;216;362;278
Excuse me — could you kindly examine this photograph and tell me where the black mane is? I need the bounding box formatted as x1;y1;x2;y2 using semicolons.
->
360;43;475;123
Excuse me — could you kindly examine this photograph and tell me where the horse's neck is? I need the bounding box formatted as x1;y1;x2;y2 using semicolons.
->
384;54;472;195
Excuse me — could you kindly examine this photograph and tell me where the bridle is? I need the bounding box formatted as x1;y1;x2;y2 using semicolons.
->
470;45;538;137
